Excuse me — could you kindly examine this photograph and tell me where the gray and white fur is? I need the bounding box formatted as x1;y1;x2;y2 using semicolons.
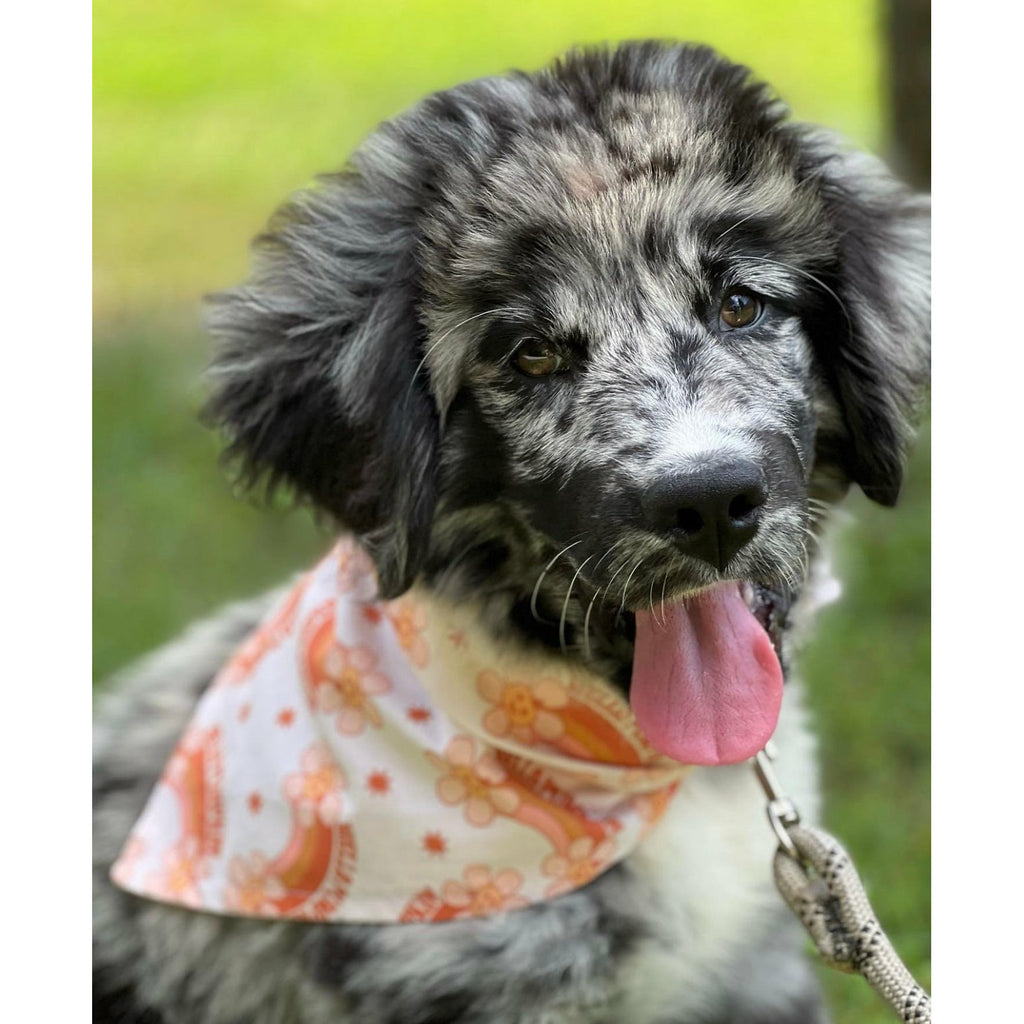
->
94;41;930;1024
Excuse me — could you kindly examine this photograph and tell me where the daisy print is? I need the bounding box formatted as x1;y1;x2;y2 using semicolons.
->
385;596;429;668
426;735;519;826
541;835;616;897
440;864;528;917
148;838;207;907
477;671;568;746
225;853;286;915
335;538;378;599
283;744;346;827
314;642;391;736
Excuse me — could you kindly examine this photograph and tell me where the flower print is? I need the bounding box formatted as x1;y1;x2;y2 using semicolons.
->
335;539;377;597
314;642;391;735
541;835;616;897
225;853;286;915
477;671;568;746
385;596;429;668
422;831;448;856
215;575;309;685
365;770;392;795
440;865;528;916
426;735;519;826
284;744;345;827
150;838;206;906
276;708;296;728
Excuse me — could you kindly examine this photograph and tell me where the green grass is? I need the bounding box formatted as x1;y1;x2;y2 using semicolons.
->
93;317;328;682
94;0;884;318
94;3;927;1019
800;433;930;1015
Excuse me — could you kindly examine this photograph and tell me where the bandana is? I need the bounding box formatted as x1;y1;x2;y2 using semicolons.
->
111;539;689;923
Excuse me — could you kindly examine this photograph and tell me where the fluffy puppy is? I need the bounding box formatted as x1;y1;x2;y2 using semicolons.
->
93;41;929;1024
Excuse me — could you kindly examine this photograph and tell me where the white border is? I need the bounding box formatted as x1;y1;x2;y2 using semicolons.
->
3;2;91;1017
932;0;1022;1015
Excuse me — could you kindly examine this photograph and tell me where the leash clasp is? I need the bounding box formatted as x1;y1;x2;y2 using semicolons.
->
752;742;802;861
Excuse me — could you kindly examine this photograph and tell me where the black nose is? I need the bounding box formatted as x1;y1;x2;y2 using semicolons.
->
642;460;767;571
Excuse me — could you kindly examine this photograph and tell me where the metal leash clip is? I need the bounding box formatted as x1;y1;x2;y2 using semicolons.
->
752;741;803;862
753;741;932;1023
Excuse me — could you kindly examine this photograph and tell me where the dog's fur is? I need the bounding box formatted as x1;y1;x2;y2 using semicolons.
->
93;42;929;1024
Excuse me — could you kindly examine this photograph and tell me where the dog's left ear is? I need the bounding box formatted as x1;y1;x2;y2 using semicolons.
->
799;133;931;506
202;133;441;598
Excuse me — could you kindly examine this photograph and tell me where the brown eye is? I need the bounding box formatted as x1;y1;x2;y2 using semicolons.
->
512;338;564;377
719;291;762;330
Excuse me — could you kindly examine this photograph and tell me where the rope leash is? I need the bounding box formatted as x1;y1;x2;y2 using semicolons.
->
753;744;931;1023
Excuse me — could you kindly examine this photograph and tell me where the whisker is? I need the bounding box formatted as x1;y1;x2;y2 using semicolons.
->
582;539;628;648
617;559;646;619
600;553;633;608
582;585;603;662
530;539;584;625
735;255;854;343
782;540;809;587
560;555;595;654
405;306;520;409
591;537;626;574
714;209;762;244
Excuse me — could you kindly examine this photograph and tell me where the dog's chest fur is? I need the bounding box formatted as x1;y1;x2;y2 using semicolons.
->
616;687;820;1021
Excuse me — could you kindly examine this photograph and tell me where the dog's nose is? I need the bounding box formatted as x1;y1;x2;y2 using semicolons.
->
642;460;767;571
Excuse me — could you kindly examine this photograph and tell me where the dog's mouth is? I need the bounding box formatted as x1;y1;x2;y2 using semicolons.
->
628;581;788;767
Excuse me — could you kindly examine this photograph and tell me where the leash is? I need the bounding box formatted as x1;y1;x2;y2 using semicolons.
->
753;743;932;1023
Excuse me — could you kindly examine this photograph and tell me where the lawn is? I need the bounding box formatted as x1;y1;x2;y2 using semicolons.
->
94;0;883;318
94;2;928;1019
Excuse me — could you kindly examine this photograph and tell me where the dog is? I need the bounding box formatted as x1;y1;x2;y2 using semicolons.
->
93;41;930;1024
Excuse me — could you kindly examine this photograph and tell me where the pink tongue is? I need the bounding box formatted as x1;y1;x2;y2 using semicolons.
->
629;584;783;766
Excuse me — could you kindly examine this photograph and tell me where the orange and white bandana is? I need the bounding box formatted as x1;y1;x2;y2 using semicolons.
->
111;539;689;924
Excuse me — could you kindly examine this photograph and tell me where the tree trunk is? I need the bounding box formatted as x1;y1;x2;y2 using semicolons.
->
885;0;931;190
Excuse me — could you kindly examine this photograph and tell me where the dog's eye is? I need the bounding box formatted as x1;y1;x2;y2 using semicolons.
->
719;291;762;330
512;338;565;377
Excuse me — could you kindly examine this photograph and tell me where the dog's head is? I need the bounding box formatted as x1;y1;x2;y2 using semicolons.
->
205;42;929;761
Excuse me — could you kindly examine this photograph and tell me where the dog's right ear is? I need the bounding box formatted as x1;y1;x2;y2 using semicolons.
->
203;131;440;599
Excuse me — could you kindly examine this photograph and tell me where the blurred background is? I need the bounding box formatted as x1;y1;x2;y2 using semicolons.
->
93;1;930;1018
